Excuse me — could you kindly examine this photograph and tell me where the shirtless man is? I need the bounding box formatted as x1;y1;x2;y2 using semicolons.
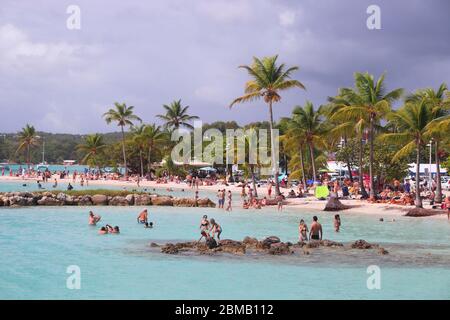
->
88;211;101;225
137;209;148;224
309;216;323;240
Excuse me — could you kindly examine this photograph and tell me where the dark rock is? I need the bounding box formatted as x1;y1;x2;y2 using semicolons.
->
351;239;376;249
324;196;349;211
161;244;179;254
268;242;292;255
378;247;389;255
405;207;442;217
91;194;108;205
151;196;173;206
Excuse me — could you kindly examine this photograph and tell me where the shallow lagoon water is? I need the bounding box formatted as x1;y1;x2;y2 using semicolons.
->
1;204;450;299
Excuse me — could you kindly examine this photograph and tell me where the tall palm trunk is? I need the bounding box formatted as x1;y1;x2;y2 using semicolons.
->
308;142;316;181
369;116;376;200
359;138;369;198
415;138;423;208
147;146;152;176
268;101;281;195
435;139;442;203
120;126;127;178
299;146;307;189
343;136;353;182
250;164;258;198
27;144;30;169
139;150;144;178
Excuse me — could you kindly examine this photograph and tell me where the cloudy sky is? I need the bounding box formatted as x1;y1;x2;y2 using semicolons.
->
1;0;449;133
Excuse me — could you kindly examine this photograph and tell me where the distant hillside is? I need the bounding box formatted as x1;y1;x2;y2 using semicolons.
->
0;132;123;164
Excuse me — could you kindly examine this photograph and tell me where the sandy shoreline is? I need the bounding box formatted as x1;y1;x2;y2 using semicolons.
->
1;175;448;219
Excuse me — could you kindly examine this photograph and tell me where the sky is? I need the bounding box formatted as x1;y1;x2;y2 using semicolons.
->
0;0;449;134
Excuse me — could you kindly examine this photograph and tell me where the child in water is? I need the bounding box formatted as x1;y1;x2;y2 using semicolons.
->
334;214;341;232
144;222;154;228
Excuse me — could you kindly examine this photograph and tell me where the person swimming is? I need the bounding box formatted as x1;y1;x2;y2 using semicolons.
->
67;183;74;191
209;218;222;240
298;219;309;242
98;226;108;235
334;214;341;232
137;209;148;224
88;211;101;225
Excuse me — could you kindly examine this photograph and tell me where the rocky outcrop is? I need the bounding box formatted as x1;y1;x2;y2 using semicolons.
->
151;196;174;206
92;194;108;205
134;194;152;205
351;239;376;249
0;191;215;208
323;196;349;211
155;236;387;258
405;207;443;217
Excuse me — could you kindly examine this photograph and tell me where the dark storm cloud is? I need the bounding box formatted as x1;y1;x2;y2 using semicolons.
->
0;0;449;133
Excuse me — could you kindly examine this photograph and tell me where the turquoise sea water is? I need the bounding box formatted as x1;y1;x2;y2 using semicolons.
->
1;200;450;299
0;180;194;198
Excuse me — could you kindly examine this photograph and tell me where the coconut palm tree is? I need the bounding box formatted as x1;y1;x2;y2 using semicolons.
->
77;134;107;167
143;124;166;175
157;100;199;131
16;124;39;168
406;83;450;203
328;90;369;197
291;101;327;181
131;125;148;177
331;73;403;199
230;55;306;195
380;98;433;208
280;121;308;189
103;102;141;178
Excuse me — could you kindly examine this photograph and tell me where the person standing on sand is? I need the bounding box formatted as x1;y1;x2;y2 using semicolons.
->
267;183;272;198
445;196;450;220
334;214;341;232
225;190;232;211
309;216;322;240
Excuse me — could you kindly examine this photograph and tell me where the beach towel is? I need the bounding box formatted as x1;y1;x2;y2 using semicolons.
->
315;186;329;199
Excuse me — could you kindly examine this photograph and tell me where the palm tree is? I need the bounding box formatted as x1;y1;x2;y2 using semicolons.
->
157;100;199;130
77;134;107;167
16;124;39;168
281;122;308;189
407;83;450;203
143;124;166;175
131;125;148;177
380;98;433;208
103;102;141;178
230;55;306;195
328;90;369;197
291;102;327;181
331;73;403;199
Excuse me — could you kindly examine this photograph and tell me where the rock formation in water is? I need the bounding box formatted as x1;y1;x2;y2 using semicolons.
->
156;236;388;257
0;191;216;208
